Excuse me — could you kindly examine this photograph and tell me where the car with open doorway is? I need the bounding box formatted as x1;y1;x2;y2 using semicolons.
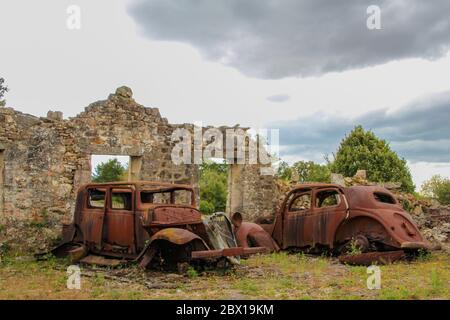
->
232;183;430;265
48;181;265;270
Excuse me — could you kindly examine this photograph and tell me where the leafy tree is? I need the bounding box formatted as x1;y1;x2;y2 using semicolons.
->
277;161;293;180
92;159;127;182
330;125;414;192
292;161;331;183
277;160;330;183
199;160;228;214
421;175;450;205
0;77;8;106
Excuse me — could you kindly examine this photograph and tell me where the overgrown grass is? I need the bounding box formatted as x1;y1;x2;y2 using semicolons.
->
0;252;448;300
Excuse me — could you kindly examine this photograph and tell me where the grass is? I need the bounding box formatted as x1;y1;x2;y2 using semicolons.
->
0;252;448;300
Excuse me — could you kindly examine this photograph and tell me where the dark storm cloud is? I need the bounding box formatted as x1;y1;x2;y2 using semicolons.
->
266;94;290;103
127;0;450;78
270;91;450;162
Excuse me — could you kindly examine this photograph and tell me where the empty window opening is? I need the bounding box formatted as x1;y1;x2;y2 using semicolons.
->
91;155;130;182
111;189;132;210
316;190;340;208
289;193;312;211
173;190;192;205
88;188;106;209
374;192;396;204
140;189;193;206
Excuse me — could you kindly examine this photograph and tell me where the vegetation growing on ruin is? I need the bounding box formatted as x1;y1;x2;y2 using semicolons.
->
277;160;331;183
0;77;8;106
330;126;415;192
421;175;450;205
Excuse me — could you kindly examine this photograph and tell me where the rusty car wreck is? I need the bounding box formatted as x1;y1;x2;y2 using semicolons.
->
49;181;265;269
233;183;430;265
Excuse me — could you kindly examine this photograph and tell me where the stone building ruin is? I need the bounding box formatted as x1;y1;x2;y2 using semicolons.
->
0;87;277;230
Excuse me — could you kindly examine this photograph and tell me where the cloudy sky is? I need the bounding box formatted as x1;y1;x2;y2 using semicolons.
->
1;0;450;189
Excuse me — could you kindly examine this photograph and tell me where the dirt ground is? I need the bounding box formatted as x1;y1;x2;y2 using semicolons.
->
0;251;448;300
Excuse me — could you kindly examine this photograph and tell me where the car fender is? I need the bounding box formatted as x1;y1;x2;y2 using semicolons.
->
334;211;400;248
148;228;210;247
136;228;210;267
231;212;279;251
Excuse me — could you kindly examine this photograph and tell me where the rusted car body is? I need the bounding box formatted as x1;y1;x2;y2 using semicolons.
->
231;212;279;252
51;181;265;268
234;183;430;264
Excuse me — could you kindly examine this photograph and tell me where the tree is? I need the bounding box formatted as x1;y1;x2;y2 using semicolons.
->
292;161;331;183
0;77;8;106
277;160;331;183
330;125;414;192
277;161;293;180
421;175;450;205
92;159;127;182
199;160;228;214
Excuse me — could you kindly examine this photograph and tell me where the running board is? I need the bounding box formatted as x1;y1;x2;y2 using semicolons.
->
338;251;406;266
79;255;125;267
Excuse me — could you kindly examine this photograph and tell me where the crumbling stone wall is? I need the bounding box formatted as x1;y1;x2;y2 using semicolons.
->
0;87;277;251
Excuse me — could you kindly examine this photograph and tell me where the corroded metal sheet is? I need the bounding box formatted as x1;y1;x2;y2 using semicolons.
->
338;251;406;266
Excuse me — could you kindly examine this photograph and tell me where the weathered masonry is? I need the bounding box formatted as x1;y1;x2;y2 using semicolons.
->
0;87;277;226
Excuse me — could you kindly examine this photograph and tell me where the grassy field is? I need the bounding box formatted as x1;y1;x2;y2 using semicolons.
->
0;251;448;300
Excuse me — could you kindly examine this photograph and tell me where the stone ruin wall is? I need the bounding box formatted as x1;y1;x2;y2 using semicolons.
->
0;87;278;248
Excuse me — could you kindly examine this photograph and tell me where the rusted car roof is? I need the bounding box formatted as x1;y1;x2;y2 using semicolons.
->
291;183;401;209
80;181;194;190
291;182;345;190
343;185;402;209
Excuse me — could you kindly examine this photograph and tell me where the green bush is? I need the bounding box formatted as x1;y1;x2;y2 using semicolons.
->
330;125;414;192
92;159;127;182
199;160;228;214
421;175;450;205
277;160;331;183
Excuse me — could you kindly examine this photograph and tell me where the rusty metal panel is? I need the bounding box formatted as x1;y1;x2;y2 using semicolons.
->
191;248;243;259
80;209;105;250
80;255;124;267
104;212;135;249
149;227;206;246
339;251;406;266
150;207;202;225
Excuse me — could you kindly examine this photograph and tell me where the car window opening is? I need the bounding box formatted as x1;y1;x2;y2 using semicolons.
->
374;192;396;204
316;190;340;208
112;191;132;210
289;193;311;211
141;190;192;205
88;188;105;208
